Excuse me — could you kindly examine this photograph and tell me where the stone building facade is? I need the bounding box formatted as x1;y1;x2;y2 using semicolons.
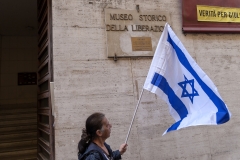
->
52;0;240;160
0;0;240;160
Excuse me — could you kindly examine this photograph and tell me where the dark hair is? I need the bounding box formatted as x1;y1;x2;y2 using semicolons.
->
78;112;105;154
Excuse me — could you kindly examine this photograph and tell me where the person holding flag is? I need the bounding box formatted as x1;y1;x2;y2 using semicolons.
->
78;112;128;160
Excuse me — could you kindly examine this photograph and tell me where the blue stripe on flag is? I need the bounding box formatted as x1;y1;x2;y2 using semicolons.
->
151;73;188;120
167;33;230;124
166;119;182;133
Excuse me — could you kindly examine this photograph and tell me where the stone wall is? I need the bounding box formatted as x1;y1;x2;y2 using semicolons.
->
52;0;240;159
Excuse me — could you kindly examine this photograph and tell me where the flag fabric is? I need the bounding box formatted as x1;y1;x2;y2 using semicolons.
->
144;23;231;135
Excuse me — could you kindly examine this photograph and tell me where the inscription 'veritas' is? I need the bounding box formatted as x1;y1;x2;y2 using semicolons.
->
199;10;240;18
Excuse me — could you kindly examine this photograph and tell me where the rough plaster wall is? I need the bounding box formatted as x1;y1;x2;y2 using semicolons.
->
52;0;240;159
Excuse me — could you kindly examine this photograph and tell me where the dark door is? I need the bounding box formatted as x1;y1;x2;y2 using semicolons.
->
37;0;54;159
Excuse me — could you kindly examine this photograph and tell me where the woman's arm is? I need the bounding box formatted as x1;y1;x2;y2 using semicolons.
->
112;143;128;160
112;150;122;160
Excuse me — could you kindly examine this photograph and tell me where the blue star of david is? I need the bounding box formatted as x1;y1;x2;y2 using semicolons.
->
178;75;199;103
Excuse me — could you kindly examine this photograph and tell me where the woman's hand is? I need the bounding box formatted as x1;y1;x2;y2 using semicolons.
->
119;143;128;155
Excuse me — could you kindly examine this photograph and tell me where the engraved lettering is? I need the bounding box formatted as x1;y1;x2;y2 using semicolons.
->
132;25;137;31
106;25;128;31
229;12;239;18
224;12;227;17
116;14;119;20
143;15;147;21
159;26;164;32
147;15;152;21
110;14;115;20
199;10;216;17
120;14;124;20
157;15;161;21
150;26;154;31
162;15;166;21
110;14;134;20
106;25;111;31
199;10;204;16
146;25;149;31
142;25;146;31
111;25;115;30
128;14;133;20
152;15;156;21
138;14;167;21
124;25;128;31
124;14;128;20
138;25;142;31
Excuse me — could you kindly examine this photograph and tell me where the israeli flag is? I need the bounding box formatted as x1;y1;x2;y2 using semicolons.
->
144;23;231;135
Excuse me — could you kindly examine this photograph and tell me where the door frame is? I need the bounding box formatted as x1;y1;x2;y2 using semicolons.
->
37;0;54;159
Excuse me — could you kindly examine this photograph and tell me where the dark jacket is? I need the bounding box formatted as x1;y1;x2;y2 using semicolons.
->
78;142;122;160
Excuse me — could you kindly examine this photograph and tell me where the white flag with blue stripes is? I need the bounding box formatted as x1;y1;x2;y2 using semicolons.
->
144;23;231;135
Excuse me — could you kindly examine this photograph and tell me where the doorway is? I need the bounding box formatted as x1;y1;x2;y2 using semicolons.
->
0;0;54;159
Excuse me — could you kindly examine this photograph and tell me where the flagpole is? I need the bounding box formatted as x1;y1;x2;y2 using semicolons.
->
125;87;144;144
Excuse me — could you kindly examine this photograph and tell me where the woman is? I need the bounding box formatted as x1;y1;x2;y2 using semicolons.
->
78;112;127;160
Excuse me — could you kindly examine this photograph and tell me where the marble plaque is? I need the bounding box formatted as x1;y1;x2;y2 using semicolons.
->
105;9;171;57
